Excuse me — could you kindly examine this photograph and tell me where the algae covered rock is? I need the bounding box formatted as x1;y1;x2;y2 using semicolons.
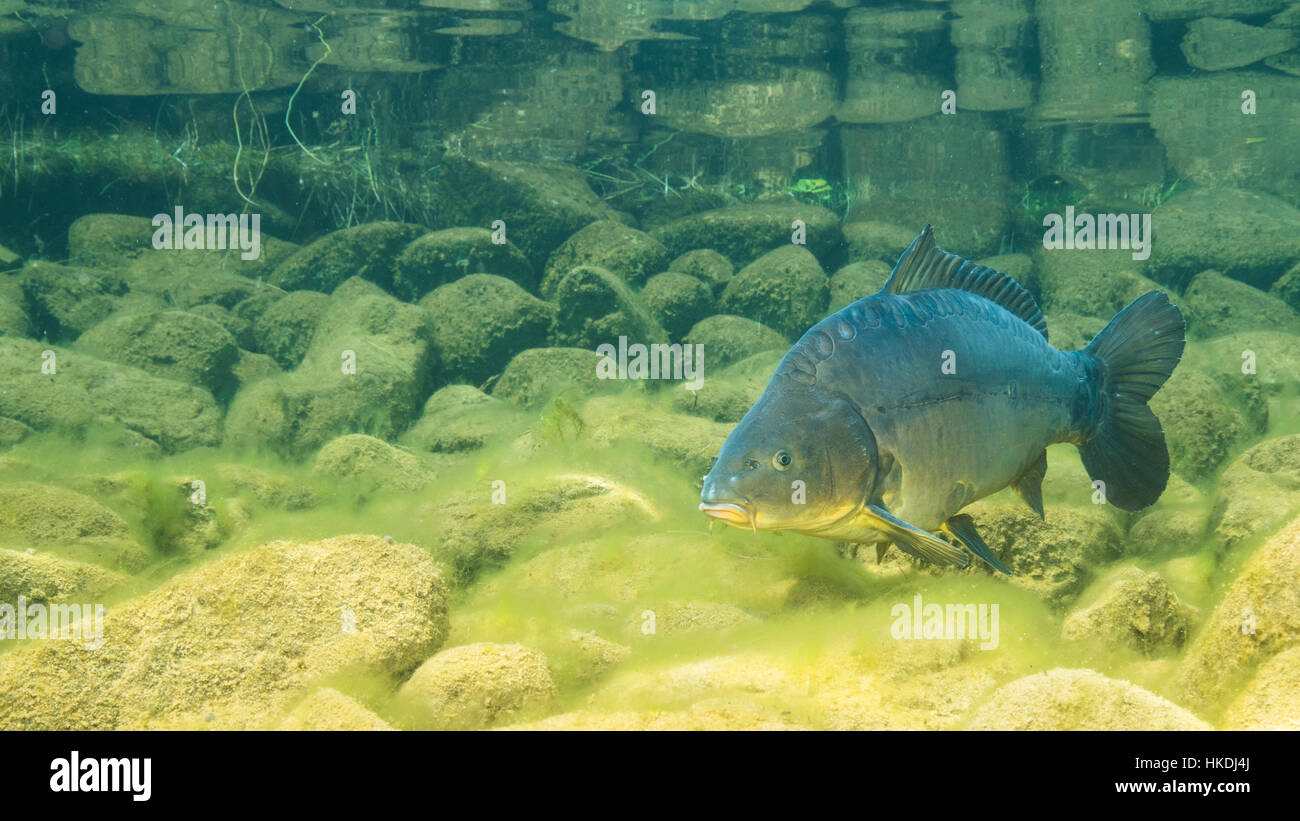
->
1044;312;1104;352
393;227;534;301
964;502;1125;607
551;265;667;349
19;261;127;341
224;277;437;455
75;310;239;396
0;337;222;454
683;314;787;370
641;271;712;340
1034;248;1161;319
0;534;449;730
251;290;331;370
1208;435;1300;550
1173;515;1300;718
1148;365;1267;483
966;668;1210;730
651;203;842;267
312;434;436;493
719;245;829;339
420;274;555;386
1148;188;1300;289
269;222;425;294
396;642;557;730
491;347;619;408
0;547;126;605
668;248;733;294
66;213;296;279
1061;568;1197;655
842;221;918;265
1220;646;1300;730
0;292;31;338
277;688;394;732
540;220;669;298
1179;269;1300;339
828;260;891;312
400;385;527;454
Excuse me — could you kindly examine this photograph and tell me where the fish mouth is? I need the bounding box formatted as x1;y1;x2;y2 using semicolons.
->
698;502;755;530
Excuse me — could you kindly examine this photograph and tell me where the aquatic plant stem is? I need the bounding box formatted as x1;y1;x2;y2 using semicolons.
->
286;15;332;164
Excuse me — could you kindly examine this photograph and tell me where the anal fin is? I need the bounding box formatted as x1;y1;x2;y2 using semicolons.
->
944;513;1011;575
1012;450;1047;519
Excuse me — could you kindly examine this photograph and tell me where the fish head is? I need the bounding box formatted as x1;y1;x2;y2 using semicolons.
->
700;386;878;532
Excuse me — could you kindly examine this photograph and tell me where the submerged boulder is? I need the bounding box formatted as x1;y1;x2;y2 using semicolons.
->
420;274;555;386
396;642;557;730
719;246;829;339
393;227;534;301
269;222;425;294
541;220;669;299
966;668;1210;730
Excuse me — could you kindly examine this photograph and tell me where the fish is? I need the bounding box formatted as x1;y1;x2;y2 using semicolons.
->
699;225;1185;573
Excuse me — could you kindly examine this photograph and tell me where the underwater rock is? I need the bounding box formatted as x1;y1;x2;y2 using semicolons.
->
0;418;32;450
420;274;556;386
230;350;281;391
1180;269;1300;339
963;502;1125;607
392;227;534;301
837;6;947;123
1182;330;1300;398
1181;17;1296;71
828;260;891;312
424;474;660;587
842;221;921;266
671;356;770;423
0;547;126;605
668;249;733;295
683;315;787;370
1033;0;1152;123
1270;260;1300;312
269;222;426;295
551;265;668;349
401;385;528;455
0;534;449;730
0;482;147;573
435;156;626;271
224;277;437;455
540;220;669;299
490;347;618;408
396;642;557;730
841;115;1012;257
75;311;239;397
623;600;760;638
67;213;296;280
650;203;842;268
558;630;632;687
1126;475;1212;556
277;688;394;732
19;261;127;341
641;272;712;341
213;464;323;512
719;246;829;339
1042;312;1105;352
501;700;805;731
0;292;31;338
950;0;1034;111
659;66;836;138
1208;435;1300;550
1033;248;1161;319
1143;0;1286;20
1061;568;1197;655
584;397;732;478
186;303;253;351
1150;77;1300;214
0;337;222;454
251;290;331;370
1149;365;1267;483
966;668;1210;730
312;434;436;494
1221;646;1300;730
1173;515;1300;718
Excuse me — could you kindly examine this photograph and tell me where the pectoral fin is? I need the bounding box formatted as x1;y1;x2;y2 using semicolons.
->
944;513;1011;575
865;504;970;569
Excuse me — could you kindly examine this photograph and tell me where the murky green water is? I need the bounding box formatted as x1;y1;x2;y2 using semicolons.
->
0;0;1298;731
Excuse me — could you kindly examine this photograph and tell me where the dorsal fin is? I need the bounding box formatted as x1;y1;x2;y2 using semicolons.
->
885;225;1048;340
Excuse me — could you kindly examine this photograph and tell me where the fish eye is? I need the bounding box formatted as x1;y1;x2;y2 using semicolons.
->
772;450;792;471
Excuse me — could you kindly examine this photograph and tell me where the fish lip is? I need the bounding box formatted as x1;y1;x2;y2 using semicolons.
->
698;502;753;527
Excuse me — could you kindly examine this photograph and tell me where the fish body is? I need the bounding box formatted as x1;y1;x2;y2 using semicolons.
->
699;226;1185;572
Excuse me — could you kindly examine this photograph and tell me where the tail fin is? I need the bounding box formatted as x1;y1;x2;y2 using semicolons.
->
1079;291;1185;512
